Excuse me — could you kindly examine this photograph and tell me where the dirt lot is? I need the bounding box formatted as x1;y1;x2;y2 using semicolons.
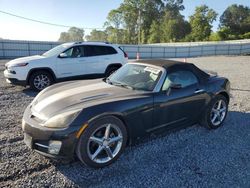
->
0;56;250;188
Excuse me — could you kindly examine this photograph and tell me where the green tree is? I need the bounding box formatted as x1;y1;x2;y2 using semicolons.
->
85;29;107;41
161;10;190;42
139;0;164;43
114;0;163;44
164;0;184;13
209;32;222;41
189;5;217;41
105;9;123;43
220;4;250;37
58;27;84;42
159;0;190;42
148;21;162;43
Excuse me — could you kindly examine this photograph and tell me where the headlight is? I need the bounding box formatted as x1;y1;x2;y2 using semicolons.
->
43;110;81;128
10;63;29;67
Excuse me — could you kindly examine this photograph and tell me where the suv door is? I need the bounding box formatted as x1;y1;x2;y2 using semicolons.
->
83;45;118;74
150;70;207;132
56;46;85;78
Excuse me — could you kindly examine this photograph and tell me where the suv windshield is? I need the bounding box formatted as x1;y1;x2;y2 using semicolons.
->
42;44;72;57
107;63;162;91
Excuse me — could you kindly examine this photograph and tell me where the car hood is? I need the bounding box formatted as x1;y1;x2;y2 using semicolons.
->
31;79;144;119
6;55;45;67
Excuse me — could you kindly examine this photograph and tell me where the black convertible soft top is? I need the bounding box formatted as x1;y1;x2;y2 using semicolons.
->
134;59;210;82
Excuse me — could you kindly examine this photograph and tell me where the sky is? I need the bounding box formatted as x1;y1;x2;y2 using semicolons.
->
0;0;249;41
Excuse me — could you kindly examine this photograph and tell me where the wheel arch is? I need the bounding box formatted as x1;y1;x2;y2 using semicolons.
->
80;112;132;146
105;63;122;73
217;91;230;103
27;67;56;85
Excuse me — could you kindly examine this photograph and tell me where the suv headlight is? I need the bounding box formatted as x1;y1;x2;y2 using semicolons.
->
43;110;81;128
11;63;29;67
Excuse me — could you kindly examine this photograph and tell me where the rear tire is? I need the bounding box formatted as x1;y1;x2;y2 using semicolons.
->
29;71;54;91
76;116;127;168
200;95;228;129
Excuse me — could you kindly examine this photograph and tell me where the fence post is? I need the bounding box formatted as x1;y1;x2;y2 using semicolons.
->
1;41;5;59
151;46;153;59
28;42;31;56
201;45;204;56
137;45;140;59
164;47;166;59
188;45;191;57
240;42;243;55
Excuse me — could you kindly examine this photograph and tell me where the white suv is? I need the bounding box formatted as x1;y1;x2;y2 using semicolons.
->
4;42;128;91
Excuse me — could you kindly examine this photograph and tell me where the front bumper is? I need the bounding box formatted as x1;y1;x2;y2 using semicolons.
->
22;106;80;159
4;69;26;86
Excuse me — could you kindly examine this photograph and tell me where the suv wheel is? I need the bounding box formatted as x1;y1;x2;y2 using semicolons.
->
29;71;54;91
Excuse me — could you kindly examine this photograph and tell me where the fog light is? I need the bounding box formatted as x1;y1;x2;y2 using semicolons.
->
48;141;62;155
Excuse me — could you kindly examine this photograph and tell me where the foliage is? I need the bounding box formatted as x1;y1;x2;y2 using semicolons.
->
148;21;162;43
161;9;190;42
85;29;107;42
240;32;250;39
188;5;217;41
209;32;222;41
220;4;250;36
58;27;84;42
58;2;250;43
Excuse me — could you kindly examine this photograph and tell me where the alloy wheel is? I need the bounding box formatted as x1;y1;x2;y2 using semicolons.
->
87;124;123;164
210;99;227;126
33;74;51;90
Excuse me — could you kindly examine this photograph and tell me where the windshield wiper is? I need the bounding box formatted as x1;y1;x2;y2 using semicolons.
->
106;79;134;90
113;82;134;90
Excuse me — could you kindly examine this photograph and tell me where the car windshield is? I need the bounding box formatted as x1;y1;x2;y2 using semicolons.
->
107;63;162;91
42;44;72;57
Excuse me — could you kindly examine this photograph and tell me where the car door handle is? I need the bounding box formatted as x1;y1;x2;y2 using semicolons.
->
79;60;86;62
194;89;205;94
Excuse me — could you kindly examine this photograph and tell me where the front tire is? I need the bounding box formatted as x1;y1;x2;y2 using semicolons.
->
76;116;127;168
29;71;54;91
200;95;228;129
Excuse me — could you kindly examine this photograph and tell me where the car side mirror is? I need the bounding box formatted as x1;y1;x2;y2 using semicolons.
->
58;53;68;58
170;83;182;89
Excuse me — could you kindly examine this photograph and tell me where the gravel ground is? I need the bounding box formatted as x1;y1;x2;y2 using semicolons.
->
0;56;250;188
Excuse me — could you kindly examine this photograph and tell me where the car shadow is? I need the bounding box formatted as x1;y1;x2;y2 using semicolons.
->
53;110;250;187
22;88;38;97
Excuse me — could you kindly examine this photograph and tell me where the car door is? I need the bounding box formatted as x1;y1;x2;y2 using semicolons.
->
150;70;207;132
56;46;86;78
83;45;107;74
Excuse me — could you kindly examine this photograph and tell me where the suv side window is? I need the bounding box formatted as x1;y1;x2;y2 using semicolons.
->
105;46;118;55
64;46;84;58
85;45;117;57
162;70;198;90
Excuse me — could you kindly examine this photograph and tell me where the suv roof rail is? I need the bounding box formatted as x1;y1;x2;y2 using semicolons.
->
73;41;83;44
85;41;112;44
73;41;113;45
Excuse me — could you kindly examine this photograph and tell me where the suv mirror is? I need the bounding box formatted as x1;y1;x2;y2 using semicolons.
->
170;83;182;89
58;53;68;58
